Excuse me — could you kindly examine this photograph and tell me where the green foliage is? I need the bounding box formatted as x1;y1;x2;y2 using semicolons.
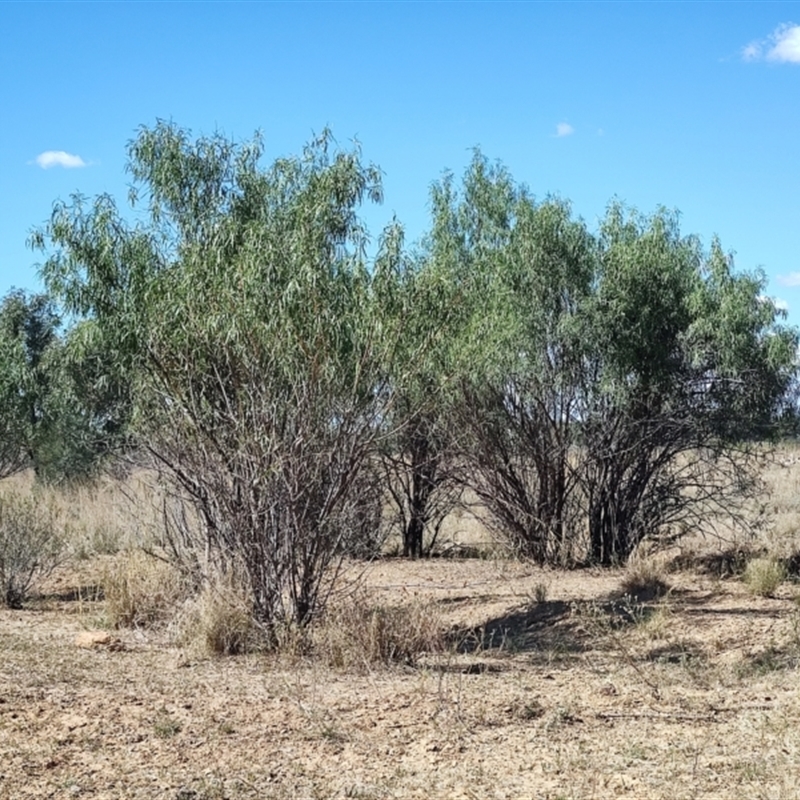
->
27;123;799;588
34;122;404;635
0;328;29;479
430;154;594;562
0;290;59;478
0;289;129;485
34;320;133;484
579;207;797;563
430;154;798;564
375;238;466;558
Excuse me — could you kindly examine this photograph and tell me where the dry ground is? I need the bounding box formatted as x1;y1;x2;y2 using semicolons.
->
3;454;800;799
3;558;800;799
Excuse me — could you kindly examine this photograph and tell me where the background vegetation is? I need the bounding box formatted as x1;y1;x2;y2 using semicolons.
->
2;122;797;639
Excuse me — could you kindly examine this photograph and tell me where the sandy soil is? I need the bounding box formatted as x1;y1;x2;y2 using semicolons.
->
3;556;800;800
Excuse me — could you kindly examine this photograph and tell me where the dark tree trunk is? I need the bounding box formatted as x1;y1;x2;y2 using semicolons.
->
402;429;436;558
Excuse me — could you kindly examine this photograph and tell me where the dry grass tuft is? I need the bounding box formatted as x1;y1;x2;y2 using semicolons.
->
620;554;671;603
102;550;187;628
177;573;261;656
742;557;787;598
312;591;446;668
532;580;548;604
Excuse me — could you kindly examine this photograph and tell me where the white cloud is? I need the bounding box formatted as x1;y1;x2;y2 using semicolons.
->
759;295;790;313
777;272;800;287
34;150;87;169
742;23;800;64
555;122;574;138
742;41;761;61
758;295;790;314
768;23;800;63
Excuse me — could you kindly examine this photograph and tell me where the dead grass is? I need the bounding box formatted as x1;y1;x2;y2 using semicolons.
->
5;555;800;799
0;488;63;607
742;556;788;598
102;550;187;628
620;552;671;603
0;469;162;561
176;571;261;656
5;553;800;799
311;589;446;668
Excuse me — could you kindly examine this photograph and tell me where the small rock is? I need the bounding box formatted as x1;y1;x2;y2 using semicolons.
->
74;630;122;650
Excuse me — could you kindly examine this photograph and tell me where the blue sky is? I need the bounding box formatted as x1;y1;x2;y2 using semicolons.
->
1;2;799;322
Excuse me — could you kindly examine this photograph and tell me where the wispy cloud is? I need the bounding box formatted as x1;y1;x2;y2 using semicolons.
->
777;272;800;287
759;295;790;313
774;297;790;312
34;150;87;169
742;23;800;64
554;122;574;138
742;42;761;62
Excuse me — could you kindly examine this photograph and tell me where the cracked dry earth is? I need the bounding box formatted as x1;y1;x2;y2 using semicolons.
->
2;559;800;799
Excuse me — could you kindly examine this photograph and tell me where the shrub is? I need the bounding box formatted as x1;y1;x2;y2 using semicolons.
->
743;557;787;598
36;122;405;639
0;490;62;607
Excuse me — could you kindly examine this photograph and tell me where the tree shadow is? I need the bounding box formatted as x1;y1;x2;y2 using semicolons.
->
450;600;589;661
645;640;706;665
736;643;800;676
667;547;759;578
665;586;789;619
32;584;105;603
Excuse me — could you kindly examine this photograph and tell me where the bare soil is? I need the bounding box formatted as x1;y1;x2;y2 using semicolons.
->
3;555;800;800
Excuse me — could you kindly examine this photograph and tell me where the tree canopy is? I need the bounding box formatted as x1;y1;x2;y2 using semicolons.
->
18;122;799;633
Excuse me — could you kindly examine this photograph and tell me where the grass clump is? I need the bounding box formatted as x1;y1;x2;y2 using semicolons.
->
532;580;548;604
0;490;63;608
153;708;182;738
103;550;187;628
313;591;445;668
620;554;671;603
742;557;787;598
177;572;261;656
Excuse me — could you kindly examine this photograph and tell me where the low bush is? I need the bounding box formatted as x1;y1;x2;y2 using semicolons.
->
177;572;261;656
620;555;671;603
0;490;63;608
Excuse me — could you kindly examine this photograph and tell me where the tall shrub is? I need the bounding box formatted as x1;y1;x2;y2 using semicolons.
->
34;123;406;638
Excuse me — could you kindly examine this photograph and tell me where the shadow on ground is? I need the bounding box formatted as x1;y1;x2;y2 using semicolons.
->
33;584;105;603
450;600;589;662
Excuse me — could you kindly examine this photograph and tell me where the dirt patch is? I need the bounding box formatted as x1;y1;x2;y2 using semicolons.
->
3;557;800;799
